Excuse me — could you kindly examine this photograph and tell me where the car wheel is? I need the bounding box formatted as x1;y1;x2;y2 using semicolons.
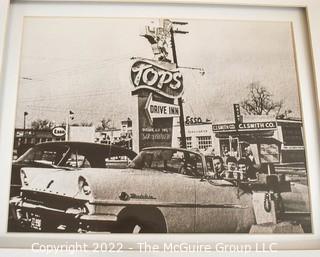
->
115;219;150;233
131;223;143;234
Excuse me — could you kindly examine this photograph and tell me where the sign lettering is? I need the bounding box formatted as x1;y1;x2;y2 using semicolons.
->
233;104;241;124
212;121;277;132
52;126;66;137
131;59;183;99
212;123;236;132
238;122;277;130
145;94;180;125
185;116;203;125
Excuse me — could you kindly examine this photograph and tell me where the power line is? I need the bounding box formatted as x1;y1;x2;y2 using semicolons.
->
20;54;132;81
19;88;121;102
25;105;116;116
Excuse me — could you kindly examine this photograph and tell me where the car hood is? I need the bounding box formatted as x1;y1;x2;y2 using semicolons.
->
21;167;84;199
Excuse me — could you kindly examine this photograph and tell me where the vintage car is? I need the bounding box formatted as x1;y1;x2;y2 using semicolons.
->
10;141;137;197
9;147;311;233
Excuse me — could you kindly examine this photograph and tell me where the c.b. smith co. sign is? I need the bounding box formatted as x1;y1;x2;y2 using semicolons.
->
131;59;183;99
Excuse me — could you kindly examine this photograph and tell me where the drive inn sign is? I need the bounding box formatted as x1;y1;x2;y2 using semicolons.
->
131;59;183;99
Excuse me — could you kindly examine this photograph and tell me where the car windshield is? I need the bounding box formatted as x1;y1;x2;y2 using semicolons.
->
16;145;69;166
129;149;204;177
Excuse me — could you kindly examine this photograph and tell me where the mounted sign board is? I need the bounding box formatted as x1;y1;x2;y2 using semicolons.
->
185;116;205;125
137;94;173;150
260;143;280;163
233;104;241;124
68;126;95;142
212;123;237;132
212;121;277;132
282;145;305;150
51;126;66;137
131;58;183;99
144;94;180;125
238;121;277;130
131;57;184;151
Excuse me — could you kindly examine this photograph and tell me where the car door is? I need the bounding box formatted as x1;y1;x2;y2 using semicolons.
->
149;149;196;233
195;158;255;233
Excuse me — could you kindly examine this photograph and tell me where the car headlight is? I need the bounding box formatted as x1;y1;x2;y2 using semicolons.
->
20;170;28;186
78;176;91;196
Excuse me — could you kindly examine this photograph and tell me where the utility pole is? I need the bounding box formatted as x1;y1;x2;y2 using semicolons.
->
66;110;74;141
170;21;188;148
23;111;28;136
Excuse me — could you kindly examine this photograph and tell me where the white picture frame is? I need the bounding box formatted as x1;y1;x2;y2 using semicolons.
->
0;0;319;255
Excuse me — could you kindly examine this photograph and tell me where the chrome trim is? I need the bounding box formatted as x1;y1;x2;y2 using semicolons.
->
80;214;117;222
90;199;248;209
16;201;65;213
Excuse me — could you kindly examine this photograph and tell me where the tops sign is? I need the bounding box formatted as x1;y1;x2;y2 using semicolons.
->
131;59;183;99
52;126;66;137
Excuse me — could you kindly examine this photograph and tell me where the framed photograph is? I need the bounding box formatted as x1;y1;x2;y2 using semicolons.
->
0;0;320;254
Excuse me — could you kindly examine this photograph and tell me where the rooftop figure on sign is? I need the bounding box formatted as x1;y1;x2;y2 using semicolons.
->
141;19;172;62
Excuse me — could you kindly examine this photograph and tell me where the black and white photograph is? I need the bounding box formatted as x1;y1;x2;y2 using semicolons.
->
7;17;311;234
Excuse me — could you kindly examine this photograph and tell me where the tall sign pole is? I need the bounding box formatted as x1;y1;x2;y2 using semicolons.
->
233;103;241;131
131;19;189;151
233;103;242;157
170;22;188;148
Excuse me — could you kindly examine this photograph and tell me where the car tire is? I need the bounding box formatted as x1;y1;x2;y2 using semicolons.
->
115;219;152;233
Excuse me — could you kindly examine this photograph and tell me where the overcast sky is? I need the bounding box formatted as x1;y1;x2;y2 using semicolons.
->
15;17;301;128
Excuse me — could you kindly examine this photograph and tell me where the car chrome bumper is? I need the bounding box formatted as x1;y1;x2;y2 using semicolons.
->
9;197;118;232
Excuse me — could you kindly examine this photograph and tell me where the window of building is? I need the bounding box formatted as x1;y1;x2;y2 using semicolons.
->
282;125;303;146
197;136;212;150
186;137;192;149
177;137;192;149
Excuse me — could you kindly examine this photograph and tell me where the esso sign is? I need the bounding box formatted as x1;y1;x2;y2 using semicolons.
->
131;60;183;99
185;116;203;125
52;127;66;137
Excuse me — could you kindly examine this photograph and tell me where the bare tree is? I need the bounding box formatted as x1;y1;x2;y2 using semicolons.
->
31;119;54;130
70;122;93;127
80;121;93;127
96;118;112;131
241;82;283;115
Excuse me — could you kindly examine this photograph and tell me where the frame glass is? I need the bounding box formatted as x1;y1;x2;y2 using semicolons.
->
0;0;319;254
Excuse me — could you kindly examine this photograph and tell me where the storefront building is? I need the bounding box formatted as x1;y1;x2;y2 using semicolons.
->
172;118;217;154
275;119;305;163
95;119;133;149
212;117;305;164
14;128;65;158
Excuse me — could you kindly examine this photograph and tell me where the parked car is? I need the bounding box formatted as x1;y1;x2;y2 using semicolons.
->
9;147;310;233
10;141;137;197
